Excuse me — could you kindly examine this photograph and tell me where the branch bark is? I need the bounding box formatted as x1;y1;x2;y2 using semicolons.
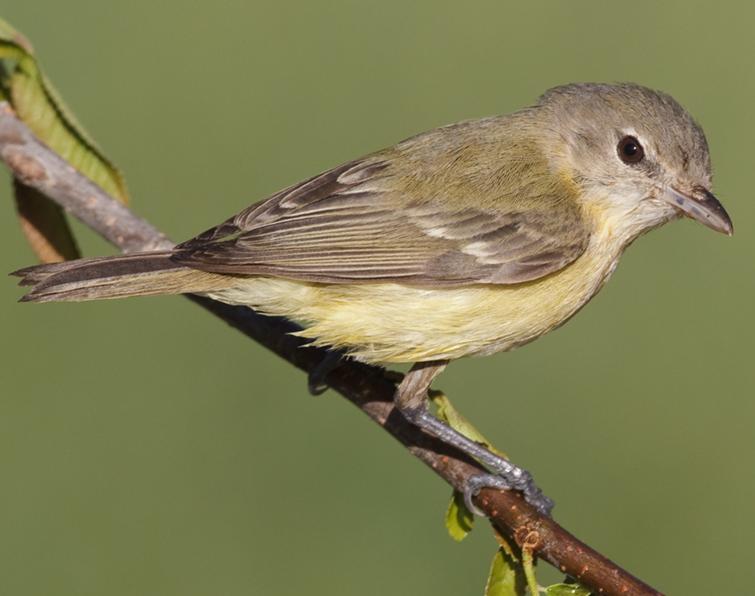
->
0;101;662;596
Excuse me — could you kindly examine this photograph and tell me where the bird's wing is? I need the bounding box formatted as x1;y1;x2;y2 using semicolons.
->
173;157;591;286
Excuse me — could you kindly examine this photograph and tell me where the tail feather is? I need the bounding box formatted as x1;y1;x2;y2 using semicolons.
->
12;259;96;286
13;252;234;303
12;254;160;286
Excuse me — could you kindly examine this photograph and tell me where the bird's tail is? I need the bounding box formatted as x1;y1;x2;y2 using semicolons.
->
11;252;234;303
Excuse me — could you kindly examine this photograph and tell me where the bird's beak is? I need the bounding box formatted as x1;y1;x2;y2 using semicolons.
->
663;186;734;236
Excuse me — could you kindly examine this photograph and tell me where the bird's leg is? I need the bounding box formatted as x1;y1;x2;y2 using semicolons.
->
394;361;554;516
308;349;344;396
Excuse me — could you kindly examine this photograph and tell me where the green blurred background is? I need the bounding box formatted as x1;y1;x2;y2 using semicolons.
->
1;2;753;595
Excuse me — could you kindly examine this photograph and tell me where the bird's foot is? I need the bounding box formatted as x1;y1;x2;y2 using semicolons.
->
307;350;344;395
400;405;555;517
394;361;554;517
463;471;554;517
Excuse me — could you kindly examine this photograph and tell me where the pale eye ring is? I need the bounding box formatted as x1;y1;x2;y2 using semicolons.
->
617;135;645;165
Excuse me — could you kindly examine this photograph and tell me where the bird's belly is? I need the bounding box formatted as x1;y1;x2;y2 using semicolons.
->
207;247;614;364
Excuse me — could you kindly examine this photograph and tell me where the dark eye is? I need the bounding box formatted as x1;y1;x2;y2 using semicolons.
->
617;136;644;165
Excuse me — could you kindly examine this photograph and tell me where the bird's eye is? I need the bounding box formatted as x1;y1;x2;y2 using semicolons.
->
617;135;644;165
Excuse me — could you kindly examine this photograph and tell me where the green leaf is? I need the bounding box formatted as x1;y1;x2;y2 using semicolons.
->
0;17;128;262
445;490;475;541
544;583;592;596
0;17;32;47
484;548;526;596
0;60;9;101
0;17;129;203
0;42;25;62
431;392;507;458
434;390;511;539
9;54;129;203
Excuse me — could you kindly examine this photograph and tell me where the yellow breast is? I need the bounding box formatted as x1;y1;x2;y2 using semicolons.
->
208;224;623;364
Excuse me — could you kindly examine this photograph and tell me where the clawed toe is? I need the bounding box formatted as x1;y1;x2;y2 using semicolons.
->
307;350;344;396
463;473;554;517
463;474;512;516
308;375;329;396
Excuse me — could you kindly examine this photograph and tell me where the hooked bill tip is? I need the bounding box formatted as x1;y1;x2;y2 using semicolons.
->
665;187;733;236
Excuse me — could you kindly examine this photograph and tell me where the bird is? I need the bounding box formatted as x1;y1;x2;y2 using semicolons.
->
12;82;733;515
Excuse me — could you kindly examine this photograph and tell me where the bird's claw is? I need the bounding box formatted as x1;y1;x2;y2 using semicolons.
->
307;350;344;396
463;473;554;517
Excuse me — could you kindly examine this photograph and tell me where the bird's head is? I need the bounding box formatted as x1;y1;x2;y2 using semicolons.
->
536;82;733;238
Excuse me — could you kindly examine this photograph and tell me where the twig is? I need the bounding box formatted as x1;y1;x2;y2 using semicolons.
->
0;101;662;596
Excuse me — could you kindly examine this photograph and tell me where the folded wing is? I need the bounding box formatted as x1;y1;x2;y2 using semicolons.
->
173;157;590;286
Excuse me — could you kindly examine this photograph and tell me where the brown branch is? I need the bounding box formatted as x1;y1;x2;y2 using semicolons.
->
0;101;662;596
